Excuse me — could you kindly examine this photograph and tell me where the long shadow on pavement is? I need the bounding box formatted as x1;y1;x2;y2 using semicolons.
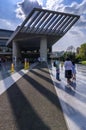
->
0;63;68;130
0;82;50;130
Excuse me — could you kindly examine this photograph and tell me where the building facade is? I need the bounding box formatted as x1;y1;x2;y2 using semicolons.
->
0;29;13;60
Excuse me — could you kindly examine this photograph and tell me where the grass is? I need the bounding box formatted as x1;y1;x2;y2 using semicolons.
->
80;61;86;65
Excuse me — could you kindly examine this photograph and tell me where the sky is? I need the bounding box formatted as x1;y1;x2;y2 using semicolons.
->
0;0;86;51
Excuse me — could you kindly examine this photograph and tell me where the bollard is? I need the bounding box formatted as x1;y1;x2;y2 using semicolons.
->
24;61;27;70
24;61;30;70
27;61;29;69
11;63;15;73
24;58;30;70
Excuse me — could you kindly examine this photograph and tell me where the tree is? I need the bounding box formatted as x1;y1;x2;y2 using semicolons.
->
79;43;86;60
60;51;76;62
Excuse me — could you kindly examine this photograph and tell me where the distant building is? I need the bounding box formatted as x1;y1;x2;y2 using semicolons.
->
0;29;13;59
50;51;64;58
66;45;75;52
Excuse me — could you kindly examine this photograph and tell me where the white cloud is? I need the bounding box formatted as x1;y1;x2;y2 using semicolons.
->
15;6;25;20
46;0;63;10
37;0;43;6
46;0;86;29
52;30;86;52
63;0;86;16
16;0;42;20
0;19;17;30
61;0;86;29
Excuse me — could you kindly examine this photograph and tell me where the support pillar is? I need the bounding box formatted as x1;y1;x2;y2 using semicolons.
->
40;37;47;62
12;41;21;65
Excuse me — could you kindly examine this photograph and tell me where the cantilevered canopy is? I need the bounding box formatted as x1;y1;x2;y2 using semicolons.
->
6;8;80;51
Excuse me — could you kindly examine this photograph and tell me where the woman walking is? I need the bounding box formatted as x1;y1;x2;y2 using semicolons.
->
64;57;73;84
53;58;61;81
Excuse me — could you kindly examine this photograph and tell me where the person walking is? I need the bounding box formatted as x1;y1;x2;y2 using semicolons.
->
72;61;76;80
64;57;73;84
53;58;61;81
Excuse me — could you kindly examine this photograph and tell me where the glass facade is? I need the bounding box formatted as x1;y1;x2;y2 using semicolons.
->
0;29;13;60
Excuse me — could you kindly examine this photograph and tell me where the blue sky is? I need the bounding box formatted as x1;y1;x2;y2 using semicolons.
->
0;0;86;51
63;0;83;5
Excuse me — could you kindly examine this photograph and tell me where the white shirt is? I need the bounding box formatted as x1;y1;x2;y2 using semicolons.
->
64;60;72;70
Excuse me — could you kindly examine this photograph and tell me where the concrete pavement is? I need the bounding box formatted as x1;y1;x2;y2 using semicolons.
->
0;64;86;130
0;62;68;130
50;64;86;130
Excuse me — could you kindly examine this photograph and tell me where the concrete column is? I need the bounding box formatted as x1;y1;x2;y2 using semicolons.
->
40;37;47;62
12;41;21;65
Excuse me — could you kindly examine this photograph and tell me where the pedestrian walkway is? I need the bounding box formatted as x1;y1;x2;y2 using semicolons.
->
0;62;86;130
50;64;86;130
0;61;23;80
0;62;68;130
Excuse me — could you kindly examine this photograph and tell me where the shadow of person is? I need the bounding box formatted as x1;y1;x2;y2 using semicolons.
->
70;80;76;90
65;81;76;95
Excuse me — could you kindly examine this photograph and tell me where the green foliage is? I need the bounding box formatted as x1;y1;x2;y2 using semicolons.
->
60;42;86;63
79;43;86;60
75;54;82;62
60;51;76;62
79;61;86;65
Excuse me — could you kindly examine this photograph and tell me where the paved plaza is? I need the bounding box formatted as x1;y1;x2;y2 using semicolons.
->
0;62;86;130
50;64;86;130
